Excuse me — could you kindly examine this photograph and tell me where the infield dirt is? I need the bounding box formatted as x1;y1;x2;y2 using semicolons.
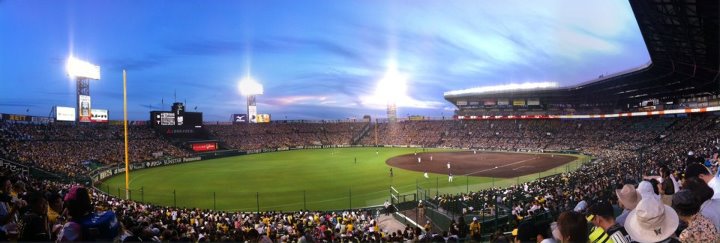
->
386;151;576;178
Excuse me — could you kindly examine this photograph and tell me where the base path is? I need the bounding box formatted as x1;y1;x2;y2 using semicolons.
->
386;151;576;178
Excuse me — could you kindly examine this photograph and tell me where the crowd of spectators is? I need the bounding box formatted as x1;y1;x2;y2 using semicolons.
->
2;115;720;242
359;117;688;152
418;115;720;242
0;167;403;242
0;122;189;176
207;122;367;150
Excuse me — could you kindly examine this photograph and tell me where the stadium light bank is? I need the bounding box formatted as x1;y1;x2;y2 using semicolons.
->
238;77;264;96
443;82;559;97
238;77;263;124
66;56;101;80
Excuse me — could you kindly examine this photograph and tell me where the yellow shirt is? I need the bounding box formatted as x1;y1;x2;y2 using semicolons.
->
469;222;481;236
263;217;270;226
47;207;60;225
589;226;613;243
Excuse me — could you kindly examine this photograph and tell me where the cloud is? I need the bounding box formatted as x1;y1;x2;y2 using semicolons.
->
359;93;444;110
166;40;246;56
99;54;171;71
263;95;329;106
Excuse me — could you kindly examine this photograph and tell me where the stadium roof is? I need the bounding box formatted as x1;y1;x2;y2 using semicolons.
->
445;0;719;107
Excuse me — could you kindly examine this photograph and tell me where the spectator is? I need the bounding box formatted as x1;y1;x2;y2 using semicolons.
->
0;176;23;239
616;184;640;227
685;163;720;200
58;186;120;241
671;189;720;242
625;196;679;243
457;216;468;240
514;221;537;243
682;177;720;231
658;166;675;206
588;200;632;243
556;211;588;243
469;217;481;241
18;191;50;241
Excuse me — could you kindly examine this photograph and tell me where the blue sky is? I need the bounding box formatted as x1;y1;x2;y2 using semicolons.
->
0;0;650;121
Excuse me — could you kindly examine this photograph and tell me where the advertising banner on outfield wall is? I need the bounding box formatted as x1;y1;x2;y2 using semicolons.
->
191;142;218;152
78;95;92;122
513;99;526;106
56;106;76;121
483;99;496;106
497;99;509;106
90;109;108;123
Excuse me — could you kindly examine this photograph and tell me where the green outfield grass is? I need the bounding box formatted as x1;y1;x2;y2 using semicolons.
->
100;147;588;211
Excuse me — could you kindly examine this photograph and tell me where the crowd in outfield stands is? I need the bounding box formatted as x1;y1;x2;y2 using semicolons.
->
0;116;720;241
207;123;365;150
0;123;188;176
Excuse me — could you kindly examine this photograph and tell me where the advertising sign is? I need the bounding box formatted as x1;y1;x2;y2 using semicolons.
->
56;106;76;121
78;95;92;122
191;142;218;152
90;109;108;123
233;114;247;124
512;99;526;106
256;114;271;123
248;106;257;123
527;98;540;106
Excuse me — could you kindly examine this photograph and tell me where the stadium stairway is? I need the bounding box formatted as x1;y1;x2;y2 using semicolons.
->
351;122;372;145
376;214;408;234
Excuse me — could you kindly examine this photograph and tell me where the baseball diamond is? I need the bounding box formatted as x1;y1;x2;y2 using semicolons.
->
386;151;576;178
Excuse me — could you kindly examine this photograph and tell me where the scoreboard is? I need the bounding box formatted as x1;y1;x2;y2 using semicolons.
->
151;102;203;128
151;111;203;128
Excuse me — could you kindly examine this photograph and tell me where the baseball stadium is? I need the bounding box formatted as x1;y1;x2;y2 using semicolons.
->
0;0;719;242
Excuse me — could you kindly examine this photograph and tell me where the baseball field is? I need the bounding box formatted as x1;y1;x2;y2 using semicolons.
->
99;147;588;211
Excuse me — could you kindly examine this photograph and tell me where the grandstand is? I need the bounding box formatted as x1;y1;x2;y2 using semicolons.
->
0;0;718;242
446;0;719;117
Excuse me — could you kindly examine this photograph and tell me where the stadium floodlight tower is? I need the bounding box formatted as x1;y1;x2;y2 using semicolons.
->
66;56;101;123
238;76;264;123
376;63;407;123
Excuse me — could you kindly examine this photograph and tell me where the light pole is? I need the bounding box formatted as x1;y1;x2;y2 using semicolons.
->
65;56;100;123
238;76;263;124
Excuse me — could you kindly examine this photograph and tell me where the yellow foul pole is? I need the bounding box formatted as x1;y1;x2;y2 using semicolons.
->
123;70;130;199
